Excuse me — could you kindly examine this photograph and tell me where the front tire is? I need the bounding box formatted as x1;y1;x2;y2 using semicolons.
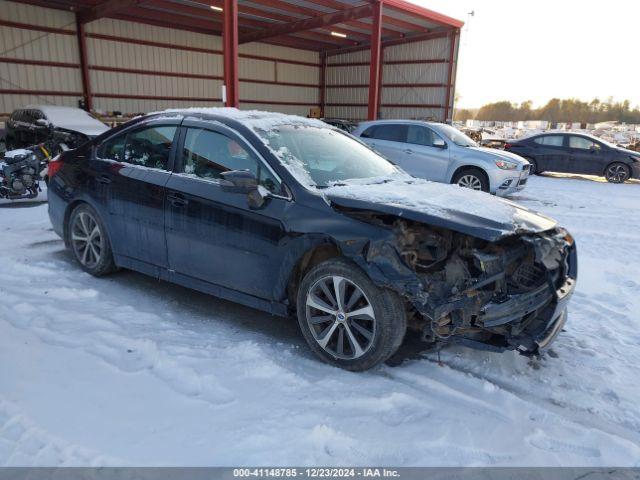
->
604;162;630;183
296;258;406;371
453;167;490;192
68;204;116;276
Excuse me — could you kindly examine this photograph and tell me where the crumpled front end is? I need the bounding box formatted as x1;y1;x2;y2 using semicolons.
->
400;223;576;354
343;210;577;355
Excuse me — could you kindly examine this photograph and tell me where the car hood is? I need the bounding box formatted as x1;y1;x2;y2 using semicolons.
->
57;124;109;137
466;146;529;165
324;176;557;241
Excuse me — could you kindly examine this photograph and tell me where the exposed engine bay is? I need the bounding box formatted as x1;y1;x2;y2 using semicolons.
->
344;210;577;355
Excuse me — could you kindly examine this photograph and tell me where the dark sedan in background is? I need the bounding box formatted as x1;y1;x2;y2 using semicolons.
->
504;132;640;183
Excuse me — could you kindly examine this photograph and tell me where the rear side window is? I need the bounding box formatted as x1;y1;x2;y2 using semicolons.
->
182;128;281;193
125;126;177;170
533;135;564;147
407;125;437;147
98;125;177;170
369;124;408;143
99;134;126;161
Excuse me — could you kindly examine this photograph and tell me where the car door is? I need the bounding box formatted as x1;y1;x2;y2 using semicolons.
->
567;135;605;175
94;119;179;270
164;119;289;300
360;124;408;164
531;135;569;172
403;124;450;181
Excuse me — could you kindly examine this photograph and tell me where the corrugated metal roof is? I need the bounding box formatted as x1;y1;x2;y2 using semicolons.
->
5;0;463;52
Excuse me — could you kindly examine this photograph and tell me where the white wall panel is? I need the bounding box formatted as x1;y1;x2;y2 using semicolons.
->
324;35;456;121
277;63;319;85
86;18;222;51
1;63;81;91
0;1;82;114
241;42;318;64
0;28;79;63
240;103;312;117
1;0;75;28
0;93;78;114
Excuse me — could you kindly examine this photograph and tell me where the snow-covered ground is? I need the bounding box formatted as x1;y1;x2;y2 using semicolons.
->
1;175;639;466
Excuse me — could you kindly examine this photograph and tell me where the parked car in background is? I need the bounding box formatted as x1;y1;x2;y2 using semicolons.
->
47;108;576;371
352;120;531;196
321;118;356;133
5;105;109;150
504;132;640;183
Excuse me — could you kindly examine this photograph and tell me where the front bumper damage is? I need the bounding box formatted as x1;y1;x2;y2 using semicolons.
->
356;218;577;356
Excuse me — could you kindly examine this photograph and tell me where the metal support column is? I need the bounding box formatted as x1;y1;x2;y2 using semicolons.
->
75;16;92;111
367;0;383;120
223;0;239;107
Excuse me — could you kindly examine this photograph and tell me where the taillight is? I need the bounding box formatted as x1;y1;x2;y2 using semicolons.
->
504;143;513;150
47;155;64;178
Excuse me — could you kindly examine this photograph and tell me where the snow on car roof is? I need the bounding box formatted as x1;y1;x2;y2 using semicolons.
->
155;107;330;186
156;107;327;131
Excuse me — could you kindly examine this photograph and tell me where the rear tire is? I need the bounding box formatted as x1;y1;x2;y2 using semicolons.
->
604;162;630;183
296;258;407;371
453;167;490;192
68;204;117;276
526;157;543;175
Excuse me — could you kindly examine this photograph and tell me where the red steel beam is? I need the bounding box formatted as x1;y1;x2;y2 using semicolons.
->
223;0;239;107
367;1;383;120
78;0;143;23
135;0;352;47
325;30;450;56
203;0;369;41
0;57;79;68
319;51;327;117
244;0;402;38
75;15;93;110
309;0;424;33
443;28;459;122
383;0;464;29
0;19;75;35
239;4;374;44
0;89;82;96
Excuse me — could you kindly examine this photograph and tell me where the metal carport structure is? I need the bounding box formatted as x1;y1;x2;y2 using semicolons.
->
0;0;463;121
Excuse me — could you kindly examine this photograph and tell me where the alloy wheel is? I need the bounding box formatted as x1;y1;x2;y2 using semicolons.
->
71;211;103;269
606;164;628;183
457;174;483;190
305;275;376;360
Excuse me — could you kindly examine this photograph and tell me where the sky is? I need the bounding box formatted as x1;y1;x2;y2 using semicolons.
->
412;0;640;109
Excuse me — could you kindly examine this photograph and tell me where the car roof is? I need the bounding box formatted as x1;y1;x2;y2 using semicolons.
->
149;107;329;132
357;119;443;128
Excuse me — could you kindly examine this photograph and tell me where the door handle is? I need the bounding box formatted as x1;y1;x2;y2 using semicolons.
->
167;193;188;207
403;149;414;154
96;174;111;185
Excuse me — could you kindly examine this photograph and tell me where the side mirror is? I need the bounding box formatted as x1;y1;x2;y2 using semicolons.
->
220;169;257;194
433;138;447;149
35;118;49;128
220;170;270;209
590;144;601;153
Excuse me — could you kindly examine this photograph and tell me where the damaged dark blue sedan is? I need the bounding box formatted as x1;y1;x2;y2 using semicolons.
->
47;109;577;371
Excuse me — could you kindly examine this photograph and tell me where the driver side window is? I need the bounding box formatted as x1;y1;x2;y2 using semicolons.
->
182;128;281;194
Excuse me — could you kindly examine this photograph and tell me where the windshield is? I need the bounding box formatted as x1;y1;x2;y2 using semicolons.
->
255;126;399;188
434;124;478;147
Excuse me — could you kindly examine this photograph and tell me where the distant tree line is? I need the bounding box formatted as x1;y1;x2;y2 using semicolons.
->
455;98;640;124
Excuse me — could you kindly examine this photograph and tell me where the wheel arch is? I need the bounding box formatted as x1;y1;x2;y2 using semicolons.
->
284;241;343;310
450;165;490;187
62;199;114;251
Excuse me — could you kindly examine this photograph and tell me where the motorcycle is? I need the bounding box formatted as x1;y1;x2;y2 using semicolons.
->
0;140;66;200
